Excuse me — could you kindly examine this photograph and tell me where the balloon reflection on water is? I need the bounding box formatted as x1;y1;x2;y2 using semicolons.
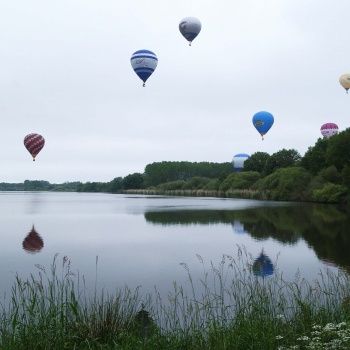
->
22;225;44;254
231;221;247;234
252;250;274;277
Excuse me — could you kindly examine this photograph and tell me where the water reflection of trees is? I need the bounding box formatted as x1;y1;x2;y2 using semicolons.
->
145;210;237;226
302;205;350;272
144;203;350;270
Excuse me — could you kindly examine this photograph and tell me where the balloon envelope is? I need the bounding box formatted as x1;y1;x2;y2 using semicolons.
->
130;50;158;86
24;133;45;161
179;17;201;45
320;123;339;138
232;153;250;171
339;74;350;93
252;111;274;139
253;252;274;277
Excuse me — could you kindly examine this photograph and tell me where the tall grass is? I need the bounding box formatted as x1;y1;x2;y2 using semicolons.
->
123;188;266;200
1;247;350;349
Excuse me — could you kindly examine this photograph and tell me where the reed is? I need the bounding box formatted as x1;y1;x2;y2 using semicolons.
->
0;248;349;349
123;188;267;200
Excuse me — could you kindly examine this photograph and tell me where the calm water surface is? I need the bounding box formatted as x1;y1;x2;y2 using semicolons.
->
0;191;349;300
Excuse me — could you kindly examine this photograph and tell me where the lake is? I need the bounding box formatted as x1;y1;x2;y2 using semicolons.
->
0;191;349;303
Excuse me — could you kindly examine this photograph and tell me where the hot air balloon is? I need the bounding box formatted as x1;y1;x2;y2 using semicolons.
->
320;123;339;138
232;153;250;171
253;251;274;277
179;17;201;46
22;225;44;254
130;50;158;87
252;111;274;140
339;74;350;93
24;133;45;161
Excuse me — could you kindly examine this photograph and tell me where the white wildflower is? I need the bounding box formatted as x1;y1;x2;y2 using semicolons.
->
324;323;336;331
297;336;309;341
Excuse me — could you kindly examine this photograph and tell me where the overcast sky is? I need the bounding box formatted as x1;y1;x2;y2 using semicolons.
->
1;0;349;183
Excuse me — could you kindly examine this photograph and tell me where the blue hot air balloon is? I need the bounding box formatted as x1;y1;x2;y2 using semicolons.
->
232;153;250;171
179;17;201;46
130;50;158;87
252;111;274;140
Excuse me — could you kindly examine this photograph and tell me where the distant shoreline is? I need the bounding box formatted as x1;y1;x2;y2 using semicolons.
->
122;188;271;201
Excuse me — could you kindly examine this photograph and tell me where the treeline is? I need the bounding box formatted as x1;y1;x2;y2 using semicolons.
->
2;128;350;203
0;162;232;193
124;128;350;204
0;180;82;192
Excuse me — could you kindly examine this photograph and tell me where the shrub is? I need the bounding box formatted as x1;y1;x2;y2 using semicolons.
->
253;167;311;201
312;183;347;203
182;177;211;190
156;180;185;191
219;171;261;191
202;179;220;191
319;165;342;184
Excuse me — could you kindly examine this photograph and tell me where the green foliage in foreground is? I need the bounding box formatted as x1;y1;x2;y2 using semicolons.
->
1;250;350;349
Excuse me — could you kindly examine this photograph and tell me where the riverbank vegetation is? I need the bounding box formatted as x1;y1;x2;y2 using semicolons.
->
2;128;350;204
1;251;350;349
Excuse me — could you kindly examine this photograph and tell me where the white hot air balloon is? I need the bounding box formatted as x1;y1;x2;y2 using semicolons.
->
320;123;339;138
130;50;158;87
179;17;201;46
232;153;250;171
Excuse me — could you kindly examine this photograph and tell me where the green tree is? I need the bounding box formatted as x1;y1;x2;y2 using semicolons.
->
341;164;350;190
312;183;347;203
80;182;107;192
156;180;185;191
219;172;261;191
181;177;211;190
123;173;145;190
0;182;24;190
23;180;53;191
107;177;124;193
243;152;270;173
300;137;329;174
263;149;301;176
318;166;341;184
325;127;350;172
254;167;311;201
202;179;220;190
144;161;233;187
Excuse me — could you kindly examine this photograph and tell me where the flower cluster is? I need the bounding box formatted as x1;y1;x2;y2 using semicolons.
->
277;322;350;350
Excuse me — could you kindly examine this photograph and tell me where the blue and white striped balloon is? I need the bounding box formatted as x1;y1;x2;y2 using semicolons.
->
130;50;158;87
179;17;201;46
232;153;250;171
